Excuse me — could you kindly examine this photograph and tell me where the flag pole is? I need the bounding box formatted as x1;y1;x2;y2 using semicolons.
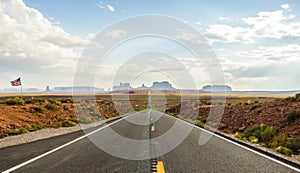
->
20;83;23;98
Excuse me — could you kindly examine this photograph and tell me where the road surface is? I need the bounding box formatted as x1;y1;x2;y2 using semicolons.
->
1;110;299;172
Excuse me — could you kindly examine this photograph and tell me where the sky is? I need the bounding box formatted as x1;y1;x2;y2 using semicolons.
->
0;0;300;91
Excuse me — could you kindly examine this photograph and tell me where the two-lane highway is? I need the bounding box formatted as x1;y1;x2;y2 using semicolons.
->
150;110;299;172
1;110;299;172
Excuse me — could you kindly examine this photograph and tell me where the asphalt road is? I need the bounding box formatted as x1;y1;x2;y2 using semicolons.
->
1;110;299;173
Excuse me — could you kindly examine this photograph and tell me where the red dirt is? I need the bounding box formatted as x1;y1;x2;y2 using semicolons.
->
0;99;118;135
0;103;75;133
166;99;300;138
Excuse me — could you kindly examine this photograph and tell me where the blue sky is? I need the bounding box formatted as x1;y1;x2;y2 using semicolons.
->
24;0;300;36
0;0;300;91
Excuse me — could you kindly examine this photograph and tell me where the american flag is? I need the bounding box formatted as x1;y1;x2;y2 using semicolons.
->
10;77;22;86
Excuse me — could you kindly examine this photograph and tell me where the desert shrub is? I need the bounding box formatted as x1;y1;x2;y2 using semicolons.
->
55;101;61;105
275;146;293;156
201;100;208;105
111;112;119;117
286;96;297;102
78;117;93;124
218;123;227;130
286;138;300;154
29;124;42;132
269;134;287;148
45;103;57;111
61;120;76;127
234;132;246;140
47;99;55;104
48;99;61;105
244;124;278;143
61;98;71;103
249;136;259;143
134;107;146;111
7;128;28;136
244;125;262;139
287;110;300;123
6;97;25;105
25;99;32;104
91;112;101;118
250;104;261;111
260;126;279;142
63;105;69;111
88;106;97;112
23;106;30;112
295;93;300;101
30;98;46;104
0;132;4;139
165;111;178;118
34;106;44;113
195;120;205;128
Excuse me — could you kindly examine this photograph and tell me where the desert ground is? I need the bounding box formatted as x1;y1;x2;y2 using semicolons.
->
0;91;300;159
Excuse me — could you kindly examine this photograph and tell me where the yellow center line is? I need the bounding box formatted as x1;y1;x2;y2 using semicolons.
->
151;125;155;131
157;161;165;173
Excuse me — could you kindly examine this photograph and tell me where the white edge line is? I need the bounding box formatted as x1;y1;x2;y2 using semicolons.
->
2;113;139;173
162;111;300;172
4;111;299;172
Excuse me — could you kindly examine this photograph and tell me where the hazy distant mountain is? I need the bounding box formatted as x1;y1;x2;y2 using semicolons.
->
150;81;176;90
230;90;300;95
112;81;176;91
25;88;40;92
112;83;133;91
201;85;232;93
136;84;150;90
52;86;104;93
2;88;20;93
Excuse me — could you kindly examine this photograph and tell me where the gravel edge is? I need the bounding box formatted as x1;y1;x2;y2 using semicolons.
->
0;117;120;149
1;113;299;168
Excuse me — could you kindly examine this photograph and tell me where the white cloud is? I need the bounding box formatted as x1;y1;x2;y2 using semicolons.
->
96;1;105;9
195;21;202;25
0;0;89;88
87;33;96;39
96;1;115;12
48;16;60;25
217;46;300;90
175;31;208;44
205;24;253;43
218;16;231;21
242;10;298;38
237;44;300;63
106;30;126;38
205;6;300;43
281;4;290;10
107;4;115;12
219;58;247;71
226;61;300;90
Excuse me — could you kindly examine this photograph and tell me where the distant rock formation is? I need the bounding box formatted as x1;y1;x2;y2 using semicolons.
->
45;86;50;92
112;81;176;91
201;85;232;93
112;83;133;91
2;88;21;93
25;88;40;93
52;86;104;93
151;81;175;90
136;84;149;90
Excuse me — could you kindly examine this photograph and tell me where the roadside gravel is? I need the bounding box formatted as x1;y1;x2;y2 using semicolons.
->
0;117;119;149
